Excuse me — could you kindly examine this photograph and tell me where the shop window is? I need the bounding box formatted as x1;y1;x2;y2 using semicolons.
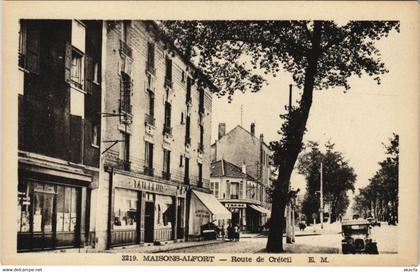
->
162;149;171;180
17;181;31;232
144;141;154;176
113;189;138;230
155;195;174;228
56;186;78;232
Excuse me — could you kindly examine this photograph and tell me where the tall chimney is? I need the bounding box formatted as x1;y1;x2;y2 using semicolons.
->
242;161;247;174
260;133;264;143
250;122;255;136
218;123;226;140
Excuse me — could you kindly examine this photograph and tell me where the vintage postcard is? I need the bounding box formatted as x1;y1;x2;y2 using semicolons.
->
1;1;419;267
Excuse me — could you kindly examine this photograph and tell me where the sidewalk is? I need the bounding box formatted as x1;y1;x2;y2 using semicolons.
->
104;239;226;253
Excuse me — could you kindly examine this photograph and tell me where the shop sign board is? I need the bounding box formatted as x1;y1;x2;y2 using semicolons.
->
113;173;186;197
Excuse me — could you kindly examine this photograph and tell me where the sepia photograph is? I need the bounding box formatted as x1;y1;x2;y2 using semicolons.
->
2;1;419;267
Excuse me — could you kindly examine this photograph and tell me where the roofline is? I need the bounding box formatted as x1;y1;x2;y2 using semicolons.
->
217;125;272;150
145;20;219;94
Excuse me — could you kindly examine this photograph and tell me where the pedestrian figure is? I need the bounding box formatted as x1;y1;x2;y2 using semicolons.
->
227;223;234;241
234;224;240;242
221;224;226;240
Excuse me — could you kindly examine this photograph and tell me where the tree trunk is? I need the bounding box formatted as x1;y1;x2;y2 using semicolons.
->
266;21;322;252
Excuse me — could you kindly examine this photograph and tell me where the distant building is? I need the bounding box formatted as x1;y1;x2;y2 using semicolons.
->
210;124;272;232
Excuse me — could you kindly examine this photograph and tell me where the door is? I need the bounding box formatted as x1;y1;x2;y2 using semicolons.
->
144;201;154;243
232;211;240;226
32;191;55;250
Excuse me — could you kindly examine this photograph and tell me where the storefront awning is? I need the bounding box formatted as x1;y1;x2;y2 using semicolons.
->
249;204;271;216
192;190;232;220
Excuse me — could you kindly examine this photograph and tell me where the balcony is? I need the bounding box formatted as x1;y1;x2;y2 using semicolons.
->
119;40;133;58
117;159;131;171
164;77;173;89
162;171;171;181
119;99;132;115
145;113;155;126
143;165;154;176
146;61;156;75
163;126;172;136
198;143;204;153
185;137;191;146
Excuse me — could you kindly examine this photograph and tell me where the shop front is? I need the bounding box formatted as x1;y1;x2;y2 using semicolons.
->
17;168;93;252
247;204;270;232
188;190;231;238
108;171;187;248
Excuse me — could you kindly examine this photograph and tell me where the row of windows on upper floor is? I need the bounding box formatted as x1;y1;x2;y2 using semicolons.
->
209;181;265;202
113;137;205;187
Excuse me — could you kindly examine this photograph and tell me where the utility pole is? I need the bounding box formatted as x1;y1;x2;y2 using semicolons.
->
320;161;324;230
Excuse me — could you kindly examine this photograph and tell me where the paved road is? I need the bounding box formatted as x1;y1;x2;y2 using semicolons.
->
162;223;397;254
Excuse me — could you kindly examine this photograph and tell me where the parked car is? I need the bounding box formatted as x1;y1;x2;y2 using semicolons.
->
366;217;381;227
341;219;379;254
200;222;220;240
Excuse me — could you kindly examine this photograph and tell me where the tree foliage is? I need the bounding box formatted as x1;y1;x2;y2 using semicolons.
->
353;134;399;222
298;141;356;223
161;20;399;252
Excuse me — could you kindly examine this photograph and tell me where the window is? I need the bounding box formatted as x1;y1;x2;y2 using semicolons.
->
148;90;154;116
163;102;172;135
120;72;132;114
179;155;183;167
147;42;155;73
92;123;99;147
122;21;130;44
210;182;219;198
121;132;130;170
198;163;203;186
199;125;204;151
165;57;172;87
199;88;205;114
185;116;191;146
144;142;154;176
72;20;85;53
18;20;28;69
71;49;83;89
18;20;40;74
231;183;239;199
186;77;192;103
184;157;189;184
163;149;171;180
93;61;100;84
113;188;137;230
180;112;184;124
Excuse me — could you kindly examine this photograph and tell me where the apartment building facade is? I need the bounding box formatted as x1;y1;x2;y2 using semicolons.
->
210;123;272;232
16;19;229;252
17;20;102;252
97;20;228;249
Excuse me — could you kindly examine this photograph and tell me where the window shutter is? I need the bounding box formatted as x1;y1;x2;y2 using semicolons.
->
84;55;93;95
64;42;72;83
26;27;40;74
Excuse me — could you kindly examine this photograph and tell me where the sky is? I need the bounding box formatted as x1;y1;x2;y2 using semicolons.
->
210;28;401;201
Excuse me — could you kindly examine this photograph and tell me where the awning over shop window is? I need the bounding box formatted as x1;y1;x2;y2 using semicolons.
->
249;204;271;217
192;190;231;220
